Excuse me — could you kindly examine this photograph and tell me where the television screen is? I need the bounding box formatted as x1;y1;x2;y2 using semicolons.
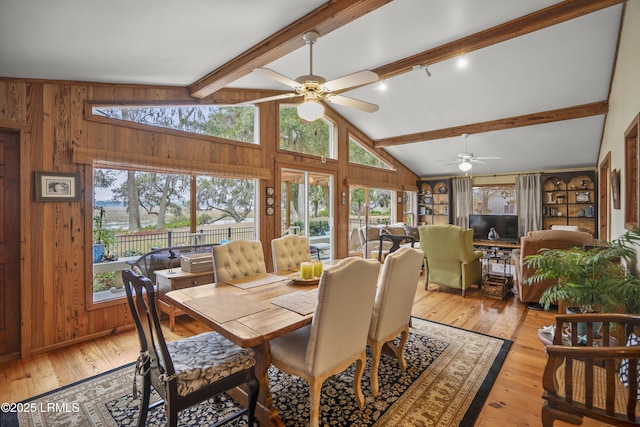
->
468;214;519;243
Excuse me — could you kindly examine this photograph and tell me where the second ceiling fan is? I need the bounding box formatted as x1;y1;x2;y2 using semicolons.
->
246;31;379;121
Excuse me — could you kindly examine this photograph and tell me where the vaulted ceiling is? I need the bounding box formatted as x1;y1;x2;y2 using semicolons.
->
0;0;626;177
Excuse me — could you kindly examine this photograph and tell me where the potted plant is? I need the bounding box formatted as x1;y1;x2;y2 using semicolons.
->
523;229;640;317
92;206;116;262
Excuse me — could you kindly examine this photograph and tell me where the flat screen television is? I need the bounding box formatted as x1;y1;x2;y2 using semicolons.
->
468;214;519;243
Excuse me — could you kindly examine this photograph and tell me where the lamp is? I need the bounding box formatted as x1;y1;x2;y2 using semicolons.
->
459;160;472;172
297;93;324;122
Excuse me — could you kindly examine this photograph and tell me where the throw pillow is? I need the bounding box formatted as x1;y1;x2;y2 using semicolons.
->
618;332;640;400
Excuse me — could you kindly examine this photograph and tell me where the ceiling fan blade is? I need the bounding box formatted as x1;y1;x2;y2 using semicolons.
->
253;67;301;89
474;156;503;160
445;160;460;166
241;92;301;104
322;70;379;92
471;159;487;164
325;94;378;113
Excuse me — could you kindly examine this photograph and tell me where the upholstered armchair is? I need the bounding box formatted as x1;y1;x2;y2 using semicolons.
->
269;257;380;427
271;234;312;272
368;247;424;397
512;229;593;303
211;239;267;282
358;225;392;259
419;224;483;297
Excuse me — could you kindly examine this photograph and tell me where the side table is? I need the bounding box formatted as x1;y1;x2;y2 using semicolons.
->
155;267;214;330
481;251;513;300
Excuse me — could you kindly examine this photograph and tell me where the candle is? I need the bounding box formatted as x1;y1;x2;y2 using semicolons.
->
313;260;323;278
300;262;314;280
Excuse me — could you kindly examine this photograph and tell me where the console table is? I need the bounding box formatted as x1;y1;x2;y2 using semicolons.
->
155;268;214;330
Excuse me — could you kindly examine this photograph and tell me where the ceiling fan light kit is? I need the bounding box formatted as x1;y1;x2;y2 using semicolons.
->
459;160;472;172
448;133;502;173
249;31;379;122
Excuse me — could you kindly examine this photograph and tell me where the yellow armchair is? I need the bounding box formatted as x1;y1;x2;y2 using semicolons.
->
419;224;483;297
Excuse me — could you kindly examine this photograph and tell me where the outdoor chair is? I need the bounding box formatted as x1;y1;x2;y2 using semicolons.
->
269;257;380;427
368;247;424;397
122;269;259;427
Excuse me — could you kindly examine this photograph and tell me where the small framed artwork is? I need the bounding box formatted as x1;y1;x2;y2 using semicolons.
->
35;171;81;202
610;168;620;210
424;195;433;205
575;191;590;203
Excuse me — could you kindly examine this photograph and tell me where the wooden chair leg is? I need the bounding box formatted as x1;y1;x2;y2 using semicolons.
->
397;328;408;372
308;377;323;427
247;373;259;427
369;340;383;398
354;354;366;409
137;374;151;427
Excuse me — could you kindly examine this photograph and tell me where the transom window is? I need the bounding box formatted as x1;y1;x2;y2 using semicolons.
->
348;136;392;170
279;106;336;159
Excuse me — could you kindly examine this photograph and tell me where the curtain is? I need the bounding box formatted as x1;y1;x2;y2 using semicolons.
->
515;174;541;236
453;177;472;228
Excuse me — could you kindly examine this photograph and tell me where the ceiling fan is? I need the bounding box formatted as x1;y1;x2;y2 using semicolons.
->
246;31;379;122
446;134;502;172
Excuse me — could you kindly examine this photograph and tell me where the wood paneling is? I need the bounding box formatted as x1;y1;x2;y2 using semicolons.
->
0;78;418;356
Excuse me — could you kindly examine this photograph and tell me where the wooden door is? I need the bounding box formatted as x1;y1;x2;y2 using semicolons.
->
0;130;21;358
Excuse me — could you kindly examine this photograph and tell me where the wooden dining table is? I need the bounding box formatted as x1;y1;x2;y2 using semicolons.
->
164;269;327;427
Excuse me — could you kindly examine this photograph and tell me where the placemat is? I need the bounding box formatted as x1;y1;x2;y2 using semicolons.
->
271;288;319;316
226;273;289;289
184;293;270;323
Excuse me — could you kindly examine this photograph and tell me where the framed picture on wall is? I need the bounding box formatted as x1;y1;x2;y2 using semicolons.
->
35;171;81;202
611;169;620;210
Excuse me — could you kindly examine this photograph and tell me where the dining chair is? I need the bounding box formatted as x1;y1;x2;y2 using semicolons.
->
368;247;424;397
271;234;312;272
122;269;259;427
269;257;380;427
211;239;267;282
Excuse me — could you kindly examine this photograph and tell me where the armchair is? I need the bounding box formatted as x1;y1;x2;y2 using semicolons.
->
541;313;640;427
418;224;483;297
512;229;593;303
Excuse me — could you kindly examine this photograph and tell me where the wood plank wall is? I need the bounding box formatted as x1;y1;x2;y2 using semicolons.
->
0;78;419;357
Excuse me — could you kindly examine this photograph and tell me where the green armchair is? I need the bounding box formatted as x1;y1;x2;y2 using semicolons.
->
419;224;483;297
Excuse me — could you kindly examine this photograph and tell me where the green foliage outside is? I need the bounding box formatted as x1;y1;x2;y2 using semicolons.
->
279;107;331;157
93;272;115;292
348;137;391;169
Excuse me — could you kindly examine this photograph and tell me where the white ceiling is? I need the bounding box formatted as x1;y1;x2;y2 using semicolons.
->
0;0;625;177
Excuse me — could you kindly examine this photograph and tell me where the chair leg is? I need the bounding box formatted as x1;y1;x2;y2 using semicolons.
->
137;374;151;427
354;355;366;409
166;402;178;427
369;340;383;398
308;377;324;427
397;328;409;372
247;373;260;427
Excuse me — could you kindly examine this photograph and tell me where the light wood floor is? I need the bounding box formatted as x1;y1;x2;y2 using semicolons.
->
0;279;605;426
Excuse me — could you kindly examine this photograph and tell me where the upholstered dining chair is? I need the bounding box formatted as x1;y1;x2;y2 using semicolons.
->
269;257;380;427
368;247;424;397
211;239;267;282
419;224;483;297
122;269;259;427
271;234;312;272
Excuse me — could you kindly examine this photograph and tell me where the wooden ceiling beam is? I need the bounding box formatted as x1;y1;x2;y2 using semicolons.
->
372;0;624;81
188;0;393;99
373;101;609;148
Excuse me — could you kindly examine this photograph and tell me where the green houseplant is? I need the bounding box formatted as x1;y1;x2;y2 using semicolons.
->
523;229;640;314
92;206;116;262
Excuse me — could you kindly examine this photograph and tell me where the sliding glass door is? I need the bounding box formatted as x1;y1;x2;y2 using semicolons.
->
280;168;333;260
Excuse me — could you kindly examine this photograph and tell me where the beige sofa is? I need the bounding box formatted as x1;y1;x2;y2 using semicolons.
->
357;223;419;259
512;229;594;303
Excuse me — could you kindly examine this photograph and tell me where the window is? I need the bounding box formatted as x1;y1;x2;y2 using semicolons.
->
625;113;639;229
348;136;392;169
91;104;257;144
472;185;516;215
92;167;257;302
279;106;336;159
348;186;396;254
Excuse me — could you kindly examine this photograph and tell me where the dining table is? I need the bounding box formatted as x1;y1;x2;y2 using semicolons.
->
164;267;333;427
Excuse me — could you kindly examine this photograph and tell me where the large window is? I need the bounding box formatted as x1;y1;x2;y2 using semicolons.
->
91;104;258;144
279;106;336;159
472;185;516;215
92;167;257;302
348;136;392;170
348;187;396;253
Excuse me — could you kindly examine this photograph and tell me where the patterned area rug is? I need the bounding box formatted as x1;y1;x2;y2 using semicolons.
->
3;318;511;427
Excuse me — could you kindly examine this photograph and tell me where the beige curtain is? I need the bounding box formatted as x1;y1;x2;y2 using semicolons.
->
453;177;472;228
515;174;541;236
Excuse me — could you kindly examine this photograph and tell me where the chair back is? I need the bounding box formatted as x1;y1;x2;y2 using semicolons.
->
122;269;176;396
420;224;476;263
369;247;424;341
306;257;380;375
271;235;312;272
212;239;266;282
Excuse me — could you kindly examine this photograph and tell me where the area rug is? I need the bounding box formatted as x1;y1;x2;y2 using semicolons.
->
2;318;511;427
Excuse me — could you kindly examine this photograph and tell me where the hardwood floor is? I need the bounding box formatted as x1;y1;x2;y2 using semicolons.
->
0;279;605;426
